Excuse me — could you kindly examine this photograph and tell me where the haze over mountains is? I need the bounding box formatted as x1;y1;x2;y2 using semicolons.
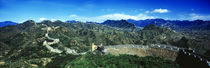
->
127;19;210;31
2;18;210;31
0;21;18;27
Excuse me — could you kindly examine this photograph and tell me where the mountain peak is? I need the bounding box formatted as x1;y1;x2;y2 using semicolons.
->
41;20;52;23
53;20;63;23
22;20;36;26
66;20;77;23
102;19;136;30
23;20;36;24
143;24;158;30
0;21;18;27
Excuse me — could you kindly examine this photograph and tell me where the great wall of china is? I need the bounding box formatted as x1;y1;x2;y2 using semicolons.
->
42;25;210;67
41;24;86;55
99;44;210;67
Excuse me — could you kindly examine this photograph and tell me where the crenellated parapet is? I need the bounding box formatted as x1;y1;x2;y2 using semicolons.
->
98;44;210;67
177;48;210;68
150;44;210;67
42;25;86;55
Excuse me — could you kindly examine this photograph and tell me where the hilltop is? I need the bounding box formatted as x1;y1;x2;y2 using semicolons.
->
102;19;140;31
127;19;210;31
0;20;186;68
127;19;210;53
0;21;18;27
0;19;209;68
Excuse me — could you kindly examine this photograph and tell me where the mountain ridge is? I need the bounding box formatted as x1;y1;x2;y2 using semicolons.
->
0;21;18;27
127;19;210;30
0;20;210;68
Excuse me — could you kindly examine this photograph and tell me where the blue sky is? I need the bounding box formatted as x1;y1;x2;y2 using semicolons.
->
0;0;210;23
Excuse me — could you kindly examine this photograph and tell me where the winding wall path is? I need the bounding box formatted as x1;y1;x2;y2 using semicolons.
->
41;24;209;67
42;24;86;55
102;44;210;67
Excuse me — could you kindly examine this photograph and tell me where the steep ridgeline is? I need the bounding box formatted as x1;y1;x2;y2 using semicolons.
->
66;20;78;23
102;19;141;31
0;20;199;68
41;24;86;55
128;19;210;54
127;19;210;31
42;25;62;53
0;20;184;59
100;44;210;67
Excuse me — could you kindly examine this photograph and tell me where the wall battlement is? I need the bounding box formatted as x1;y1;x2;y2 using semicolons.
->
99;44;210;67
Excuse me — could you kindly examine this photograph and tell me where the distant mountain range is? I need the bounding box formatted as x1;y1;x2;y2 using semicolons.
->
101;19;140;31
66;20;78;23
0;21;18;27
67;19;210;31
102;20;135;28
0;19;209;68
0;20;182;61
127;19;210;31
2;19;210;31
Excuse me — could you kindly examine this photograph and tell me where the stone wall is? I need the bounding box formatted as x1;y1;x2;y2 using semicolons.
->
148;47;178;61
101;44;210;67
102;44;178;61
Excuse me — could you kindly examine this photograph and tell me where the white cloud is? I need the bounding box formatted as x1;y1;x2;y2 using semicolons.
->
189;13;210;20
69;13;155;22
50;19;57;22
39;18;46;21
152;8;169;13
145;11;150;13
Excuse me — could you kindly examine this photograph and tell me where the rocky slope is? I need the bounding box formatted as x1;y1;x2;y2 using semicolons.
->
127;19;210;30
102;19;141;31
0;20;201;68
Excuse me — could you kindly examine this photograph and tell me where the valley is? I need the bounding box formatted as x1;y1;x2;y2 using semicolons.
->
0;20;209;68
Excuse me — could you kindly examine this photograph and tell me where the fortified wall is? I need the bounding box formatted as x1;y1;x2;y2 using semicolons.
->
101;44;178;61
92;44;210;67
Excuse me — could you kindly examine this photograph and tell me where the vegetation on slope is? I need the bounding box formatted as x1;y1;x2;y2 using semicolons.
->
1;20;204;68
0;20;184;59
65;52;179;68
